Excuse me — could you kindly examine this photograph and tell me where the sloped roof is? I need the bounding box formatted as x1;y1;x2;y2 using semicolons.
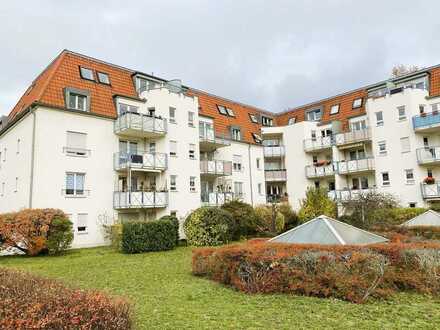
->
401;210;440;227
269;215;388;245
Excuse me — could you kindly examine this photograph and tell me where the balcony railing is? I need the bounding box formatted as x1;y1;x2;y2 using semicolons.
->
337;158;375;174
114;152;168;171
201;192;236;206
114;112;167;137
264;146;285;158
334;129;371;146
113;191;168;209
264;169;287;181
305;162;336;178
303;136;332;152
421;183;440;199
328;188;375;201
412;111;440;131
200;160;232;176
199;131;231;151
416;146;440;164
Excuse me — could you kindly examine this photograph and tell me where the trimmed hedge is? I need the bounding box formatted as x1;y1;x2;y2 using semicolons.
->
372;224;440;242
121;219;177;254
184;207;234;246
192;240;440;303
158;215;180;244
0;267;132;329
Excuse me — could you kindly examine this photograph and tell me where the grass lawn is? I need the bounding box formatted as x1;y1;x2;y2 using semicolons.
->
2;246;440;330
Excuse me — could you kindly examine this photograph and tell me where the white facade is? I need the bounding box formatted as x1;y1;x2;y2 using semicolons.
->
0;83;266;248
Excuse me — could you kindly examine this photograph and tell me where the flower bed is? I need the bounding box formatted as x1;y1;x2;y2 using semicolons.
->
192;239;440;303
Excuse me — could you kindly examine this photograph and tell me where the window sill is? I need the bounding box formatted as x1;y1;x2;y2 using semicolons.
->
170;154;178;158
65;195;88;199
406;182;415;185
398;118;407;122
170;121;177;124
378;153;387;156
170;190;178;192
188;123;195;128
65;153;89;158
76;231;88;235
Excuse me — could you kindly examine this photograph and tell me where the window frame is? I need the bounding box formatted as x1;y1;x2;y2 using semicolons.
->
330;104;340;115
261;116;273;127
64;87;91;112
189;176;196;192
381;172;390;186
188;111;195;127
375;111;384;126
288;117;296;125
378;141;387;155
188;143;196;160
226;107;235;117
306;108;322;121
249;113;259;123
252;133;262;144
169;141;177;157
170;175;177;191
405;169;415;185
65;172;86;197
79;66;95;81
97;71;110;85
230;126;242;141
352;98;363;109
76;213;89;234
169;107;176;123
397;105;407;121
400;136;410;153
217;105;228;115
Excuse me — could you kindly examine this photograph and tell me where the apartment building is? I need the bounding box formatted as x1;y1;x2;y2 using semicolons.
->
0;50;267;248
262;68;440;210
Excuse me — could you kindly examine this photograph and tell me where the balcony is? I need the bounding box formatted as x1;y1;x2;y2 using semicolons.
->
114;152;167;172
201;192;236;206
416;146;440;165
200;160;232;177
303;136;332;152
199;132;231;151
337;158;375;175
334;129;371;148
421;183;440;200
328;188;375;201
114;112;167;138
265;169;287;182
413;111;440;133
113;191;168;209
264;146;285;158
305;162;336;179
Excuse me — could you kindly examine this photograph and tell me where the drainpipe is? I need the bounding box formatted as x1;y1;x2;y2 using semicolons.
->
28;107;36;208
248;144;254;205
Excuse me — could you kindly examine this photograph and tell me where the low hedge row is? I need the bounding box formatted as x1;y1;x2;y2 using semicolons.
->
121;218;178;253
0;267;132;329
192;240;440;303
372;224;440;242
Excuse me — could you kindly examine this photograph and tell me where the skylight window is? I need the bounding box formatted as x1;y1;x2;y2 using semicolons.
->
252;133;262;144
352;98;363;109
226;108;235;117
97;72;110;84
330;104;340;115
79;67;95;81
249;113;258;123
217;105;228;115
288;117;296;125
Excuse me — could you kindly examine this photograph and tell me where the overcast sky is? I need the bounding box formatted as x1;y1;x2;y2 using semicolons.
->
1;1;440;116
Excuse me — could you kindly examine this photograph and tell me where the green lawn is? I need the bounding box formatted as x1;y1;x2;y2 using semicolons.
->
2;246;440;330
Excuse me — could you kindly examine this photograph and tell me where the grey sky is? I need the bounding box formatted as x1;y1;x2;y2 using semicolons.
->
1;1;440;116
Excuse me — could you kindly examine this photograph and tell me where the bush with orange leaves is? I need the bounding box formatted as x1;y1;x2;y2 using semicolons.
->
0;267;132;330
192;239;440;303
0;208;73;256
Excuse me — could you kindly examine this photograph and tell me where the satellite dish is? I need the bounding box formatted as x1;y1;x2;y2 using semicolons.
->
167;79;183;93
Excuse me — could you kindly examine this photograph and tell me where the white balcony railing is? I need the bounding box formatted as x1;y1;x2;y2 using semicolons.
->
328;188;375;201
416;146;440;164
114;152;168;171
305;162;336;178
334;129;371;146
113;191;168;209
264;146;285;158
201;192;236;206
303;136;332;152
114;112;167;137
421;183;440;199
265;169;287;181
337;158;375;174
200;160;232;176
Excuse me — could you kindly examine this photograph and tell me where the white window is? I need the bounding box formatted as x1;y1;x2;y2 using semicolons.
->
77;213;88;233
66;131;88;156
288;117;296;125
97;72;110;84
352;98;363;109
258;183;262;195
16;139;20;154
375;111;384;126
118;103;139;114
188;111;195;126
149;142;156;154
190;176;196;192
256;158;261;170
189;144;196;159
382;172;390;186
249;114;258;123
65;172;85;196
169;107;176;123
397;106;406;120
306;109;322;121
261;116;273;126
14;177;18;192
170;175;177;191
378;141;387;155
252;133;262;144
80;67;94;80
405;169;415;185
233;155;243;171
170;141;177;157
330;104;340;115
217;105;228;115
234;182;243;197
400;137;410;153
231;128;241;141
226;108;235;117
351;120;367;131
68;93;87;111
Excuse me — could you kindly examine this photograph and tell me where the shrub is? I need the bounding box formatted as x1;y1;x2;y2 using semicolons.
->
46;216;74;255
159;215;180;244
372;224;440;242
221;200;260;239
192;240;440;303
0;267;132;329
298;187;336;222
0;209;72;256
184;207;234;246
254;204;285;234
110;224;123;250
121;219;177;253
278;202;299;230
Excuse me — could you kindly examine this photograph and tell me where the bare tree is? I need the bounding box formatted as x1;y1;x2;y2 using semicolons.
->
391;64;419;78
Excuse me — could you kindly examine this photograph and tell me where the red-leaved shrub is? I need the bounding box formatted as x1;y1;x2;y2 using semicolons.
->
0;267;132;329
192;239;440;303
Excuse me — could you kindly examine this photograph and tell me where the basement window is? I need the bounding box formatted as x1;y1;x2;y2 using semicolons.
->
79;67;95;81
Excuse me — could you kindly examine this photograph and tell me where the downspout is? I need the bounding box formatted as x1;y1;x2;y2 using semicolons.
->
248;144;254;205
28;106;36;208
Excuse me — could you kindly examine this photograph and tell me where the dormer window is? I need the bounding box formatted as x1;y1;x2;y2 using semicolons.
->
261;116;273;126
230;126;241;141
330;104;340;115
97;72;110;85
306;108;322;121
79;67;95;81
64;87;90;112
118;103;139;115
249;113;258;123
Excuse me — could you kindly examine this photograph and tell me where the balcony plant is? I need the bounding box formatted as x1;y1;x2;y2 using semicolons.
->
314;160;327;167
424;176;435;185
